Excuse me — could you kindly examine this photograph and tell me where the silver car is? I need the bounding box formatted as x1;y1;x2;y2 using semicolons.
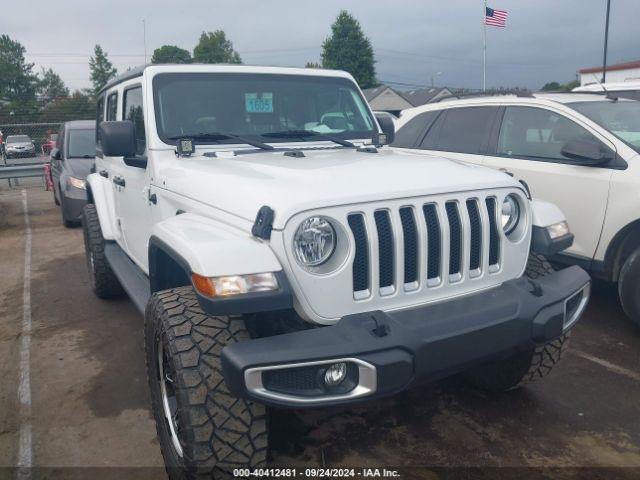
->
4;135;36;160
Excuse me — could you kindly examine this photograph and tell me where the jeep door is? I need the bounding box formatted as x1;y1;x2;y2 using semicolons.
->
483;106;615;261
394;106;499;167
115;84;153;271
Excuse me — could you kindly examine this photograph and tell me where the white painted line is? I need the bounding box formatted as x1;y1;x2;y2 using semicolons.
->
571;349;640;383
17;189;32;479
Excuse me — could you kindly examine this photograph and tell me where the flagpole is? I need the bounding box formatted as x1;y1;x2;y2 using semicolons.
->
483;0;487;91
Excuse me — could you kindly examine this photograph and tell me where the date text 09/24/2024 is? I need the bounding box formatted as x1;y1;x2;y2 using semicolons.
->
233;468;401;478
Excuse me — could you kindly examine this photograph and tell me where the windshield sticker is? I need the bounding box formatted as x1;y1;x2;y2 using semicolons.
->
245;93;273;113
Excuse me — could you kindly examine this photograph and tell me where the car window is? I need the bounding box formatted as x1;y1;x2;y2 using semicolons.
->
106;92;118;121
392;111;440;148
67;129;96;158
498;107;603;162
96;95;105;146
426;107;497;154
124;86;146;156
568;100;640;153
7;135;30;143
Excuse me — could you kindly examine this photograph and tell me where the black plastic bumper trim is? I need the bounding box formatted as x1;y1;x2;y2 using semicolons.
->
221;266;590;408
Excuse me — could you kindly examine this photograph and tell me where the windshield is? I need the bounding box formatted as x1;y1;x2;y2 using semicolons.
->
153;73;376;145
569;100;640;153
7;135;30;143
67;129;95;158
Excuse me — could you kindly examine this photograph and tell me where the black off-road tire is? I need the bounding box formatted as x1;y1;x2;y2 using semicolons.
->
145;287;267;479
618;248;640;328
81;204;123;298
463;253;570;392
524;252;554;279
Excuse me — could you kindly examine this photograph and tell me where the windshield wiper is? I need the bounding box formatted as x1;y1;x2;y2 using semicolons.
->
167;132;274;151
261;130;356;148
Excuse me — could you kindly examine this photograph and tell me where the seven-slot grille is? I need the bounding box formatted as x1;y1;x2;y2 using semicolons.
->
347;197;502;297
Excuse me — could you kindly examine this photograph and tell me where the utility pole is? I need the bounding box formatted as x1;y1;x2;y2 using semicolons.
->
143;18;147;64
602;0;611;82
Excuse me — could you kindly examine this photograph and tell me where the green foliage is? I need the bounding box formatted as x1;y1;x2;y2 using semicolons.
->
0;34;38;111
321;11;376;89
193;31;242;64
38;67;69;103
89;45;117;96
541;80;580;92
305;62;322;69
541;81;561;91
39;90;96;123
151;45;192;64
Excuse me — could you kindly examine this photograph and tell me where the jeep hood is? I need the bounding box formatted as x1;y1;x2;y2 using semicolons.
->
153;147;520;229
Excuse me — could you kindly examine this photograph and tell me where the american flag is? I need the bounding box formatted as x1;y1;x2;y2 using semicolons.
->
485;7;508;27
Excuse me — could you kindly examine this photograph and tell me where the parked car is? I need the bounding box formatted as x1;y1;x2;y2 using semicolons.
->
393;92;640;326
83;64;590;477
573;81;640;101
50;120;96;227
4;134;36;160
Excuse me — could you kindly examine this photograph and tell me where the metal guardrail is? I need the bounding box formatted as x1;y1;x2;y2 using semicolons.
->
0;164;45;180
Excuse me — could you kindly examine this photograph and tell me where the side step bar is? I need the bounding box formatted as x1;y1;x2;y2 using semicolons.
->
104;242;151;315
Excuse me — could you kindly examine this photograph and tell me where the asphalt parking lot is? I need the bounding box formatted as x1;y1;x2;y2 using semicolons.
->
1;186;639;479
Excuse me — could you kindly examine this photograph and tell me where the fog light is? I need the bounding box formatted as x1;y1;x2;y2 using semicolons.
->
323;362;347;387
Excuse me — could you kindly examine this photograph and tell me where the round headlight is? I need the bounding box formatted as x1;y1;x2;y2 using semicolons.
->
501;194;520;235
294;216;336;267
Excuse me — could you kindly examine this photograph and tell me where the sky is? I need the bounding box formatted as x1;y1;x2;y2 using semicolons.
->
1;0;638;92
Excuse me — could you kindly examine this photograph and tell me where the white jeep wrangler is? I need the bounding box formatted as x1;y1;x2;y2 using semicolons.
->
82;65;590;478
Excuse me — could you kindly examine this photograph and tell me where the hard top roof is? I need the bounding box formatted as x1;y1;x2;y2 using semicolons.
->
99;64;355;94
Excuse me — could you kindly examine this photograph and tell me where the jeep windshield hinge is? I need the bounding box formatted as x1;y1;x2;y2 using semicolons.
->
252;206;275;240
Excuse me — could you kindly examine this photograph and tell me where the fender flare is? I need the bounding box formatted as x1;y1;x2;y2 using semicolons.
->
149;213;289;315
150;212;283;278
86;173;118;240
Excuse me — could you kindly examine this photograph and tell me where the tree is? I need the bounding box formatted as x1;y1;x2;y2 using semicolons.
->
0;34;38;107
540;80;580;92
89;45;117;95
38;67;69;103
193;31;242;64
321;11;376;89
39;90;96;123
305;61;322;69
541;81;561;91
151;45;192;64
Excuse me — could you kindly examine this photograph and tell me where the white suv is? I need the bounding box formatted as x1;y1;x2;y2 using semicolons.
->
82;65;590;477
394;93;640;327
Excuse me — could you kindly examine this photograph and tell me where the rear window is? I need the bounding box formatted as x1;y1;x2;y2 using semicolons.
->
7;135;30;143
568;100;640;153
67;129;96;158
432;107;497;154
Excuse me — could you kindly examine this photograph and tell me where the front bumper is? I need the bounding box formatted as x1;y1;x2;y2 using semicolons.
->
222;266;590;408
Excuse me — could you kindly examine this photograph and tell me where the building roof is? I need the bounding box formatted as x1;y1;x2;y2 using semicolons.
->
399;87;452;106
579;60;640;74
362;85;453;107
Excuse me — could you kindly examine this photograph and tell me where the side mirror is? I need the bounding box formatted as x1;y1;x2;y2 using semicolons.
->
100;121;136;157
50;147;61;160
374;113;395;145
560;138;614;165
100;121;147;168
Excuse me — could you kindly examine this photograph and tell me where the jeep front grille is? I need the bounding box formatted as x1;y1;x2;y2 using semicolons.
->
347;196;503;298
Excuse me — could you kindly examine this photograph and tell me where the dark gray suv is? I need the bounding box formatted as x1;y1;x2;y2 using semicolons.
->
51;120;96;227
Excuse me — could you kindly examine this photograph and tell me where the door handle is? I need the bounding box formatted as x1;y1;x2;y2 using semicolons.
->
113;176;126;187
99;170;109;178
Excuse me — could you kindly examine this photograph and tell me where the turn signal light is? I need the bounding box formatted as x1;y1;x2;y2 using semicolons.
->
192;272;278;297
